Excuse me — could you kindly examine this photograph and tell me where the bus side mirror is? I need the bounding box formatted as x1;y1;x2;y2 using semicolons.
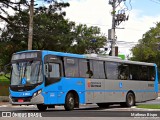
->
48;64;52;72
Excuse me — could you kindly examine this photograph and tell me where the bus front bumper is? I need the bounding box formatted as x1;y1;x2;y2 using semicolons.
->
9;94;44;105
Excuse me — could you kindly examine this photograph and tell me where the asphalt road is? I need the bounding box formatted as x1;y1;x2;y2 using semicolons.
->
0;98;160;119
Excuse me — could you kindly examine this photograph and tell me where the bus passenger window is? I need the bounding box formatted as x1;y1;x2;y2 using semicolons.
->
118;64;129;80
151;76;154;81
139;66;148;81
86;70;93;78
64;57;79;77
105;62;118;80
149;66;155;81
79;59;88;78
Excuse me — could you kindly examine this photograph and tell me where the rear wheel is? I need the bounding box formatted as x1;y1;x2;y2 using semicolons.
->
37;104;47;111
64;93;75;111
125;92;135;107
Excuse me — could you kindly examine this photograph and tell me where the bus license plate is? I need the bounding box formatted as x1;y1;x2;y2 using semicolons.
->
18;99;24;102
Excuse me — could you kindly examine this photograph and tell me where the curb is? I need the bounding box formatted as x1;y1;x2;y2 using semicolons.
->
132;106;160;111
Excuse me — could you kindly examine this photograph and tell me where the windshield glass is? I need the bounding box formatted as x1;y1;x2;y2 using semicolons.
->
11;61;43;85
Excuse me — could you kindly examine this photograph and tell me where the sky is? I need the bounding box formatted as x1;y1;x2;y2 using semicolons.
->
1;0;160;57
62;0;160;56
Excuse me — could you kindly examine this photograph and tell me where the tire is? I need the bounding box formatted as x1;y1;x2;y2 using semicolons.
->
64;93;75;111
125;92;135;107
97;103;109;108
37;104;47;111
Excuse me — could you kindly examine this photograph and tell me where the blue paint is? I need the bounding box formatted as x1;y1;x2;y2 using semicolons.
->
154;64;159;93
42;50;86;59
42;77;85;104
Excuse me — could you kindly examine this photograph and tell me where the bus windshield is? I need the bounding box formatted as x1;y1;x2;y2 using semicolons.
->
11;61;43;85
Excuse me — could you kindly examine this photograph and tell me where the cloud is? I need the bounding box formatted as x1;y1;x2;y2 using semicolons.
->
65;0;160;55
65;0;112;30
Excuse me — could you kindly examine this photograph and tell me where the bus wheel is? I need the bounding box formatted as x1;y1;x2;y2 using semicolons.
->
126;92;135;107
97;103;109;108
37;104;47;111
64;93;75;111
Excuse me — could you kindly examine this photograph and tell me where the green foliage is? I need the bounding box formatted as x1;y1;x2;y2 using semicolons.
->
69;24;106;54
0;1;107;67
0;0;27;26
131;22;160;69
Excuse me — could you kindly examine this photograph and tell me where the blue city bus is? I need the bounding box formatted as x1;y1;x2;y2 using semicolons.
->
9;50;159;111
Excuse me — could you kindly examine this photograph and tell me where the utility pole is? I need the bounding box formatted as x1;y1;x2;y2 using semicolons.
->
111;0;116;56
28;0;34;50
108;0;129;56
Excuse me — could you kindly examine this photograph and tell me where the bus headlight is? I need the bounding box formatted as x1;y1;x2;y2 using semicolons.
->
37;90;42;94
33;90;42;97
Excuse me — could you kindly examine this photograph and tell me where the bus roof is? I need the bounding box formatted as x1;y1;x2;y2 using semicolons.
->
85;54;156;66
15;50;156;67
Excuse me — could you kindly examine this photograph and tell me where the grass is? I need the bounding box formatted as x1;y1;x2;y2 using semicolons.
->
137;104;160;109
0;75;10;96
0;75;9;80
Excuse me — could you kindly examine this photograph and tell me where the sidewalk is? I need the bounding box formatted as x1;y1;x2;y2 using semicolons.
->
0;102;9;106
0;96;9;102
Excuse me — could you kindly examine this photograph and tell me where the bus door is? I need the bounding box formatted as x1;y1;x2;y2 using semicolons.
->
44;55;63;104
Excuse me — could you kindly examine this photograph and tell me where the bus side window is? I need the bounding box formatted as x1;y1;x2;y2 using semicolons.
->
49;63;60;78
118;64;129;80
64;57;79;77
139;66;148;81
105;62;118;80
149;66;155;81
130;65;139;80
78;59;89;78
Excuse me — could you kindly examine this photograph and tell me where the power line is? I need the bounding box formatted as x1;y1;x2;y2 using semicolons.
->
150;0;160;4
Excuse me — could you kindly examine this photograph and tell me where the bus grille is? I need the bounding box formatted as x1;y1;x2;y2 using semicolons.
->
11;97;32;102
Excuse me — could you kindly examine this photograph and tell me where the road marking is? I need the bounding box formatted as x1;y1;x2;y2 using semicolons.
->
0;105;8;107
0;105;36;108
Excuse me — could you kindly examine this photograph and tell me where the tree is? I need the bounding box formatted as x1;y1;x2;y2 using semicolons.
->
0;0;27;26
0;2;107;66
0;1;71;65
70;24;106;54
131;22;160;68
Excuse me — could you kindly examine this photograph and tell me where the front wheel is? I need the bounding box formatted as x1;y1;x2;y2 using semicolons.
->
126;92;135;107
64;93;75;111
37;104;47;111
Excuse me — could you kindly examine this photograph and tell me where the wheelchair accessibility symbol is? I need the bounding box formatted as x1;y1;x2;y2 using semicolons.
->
119;82;123;88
